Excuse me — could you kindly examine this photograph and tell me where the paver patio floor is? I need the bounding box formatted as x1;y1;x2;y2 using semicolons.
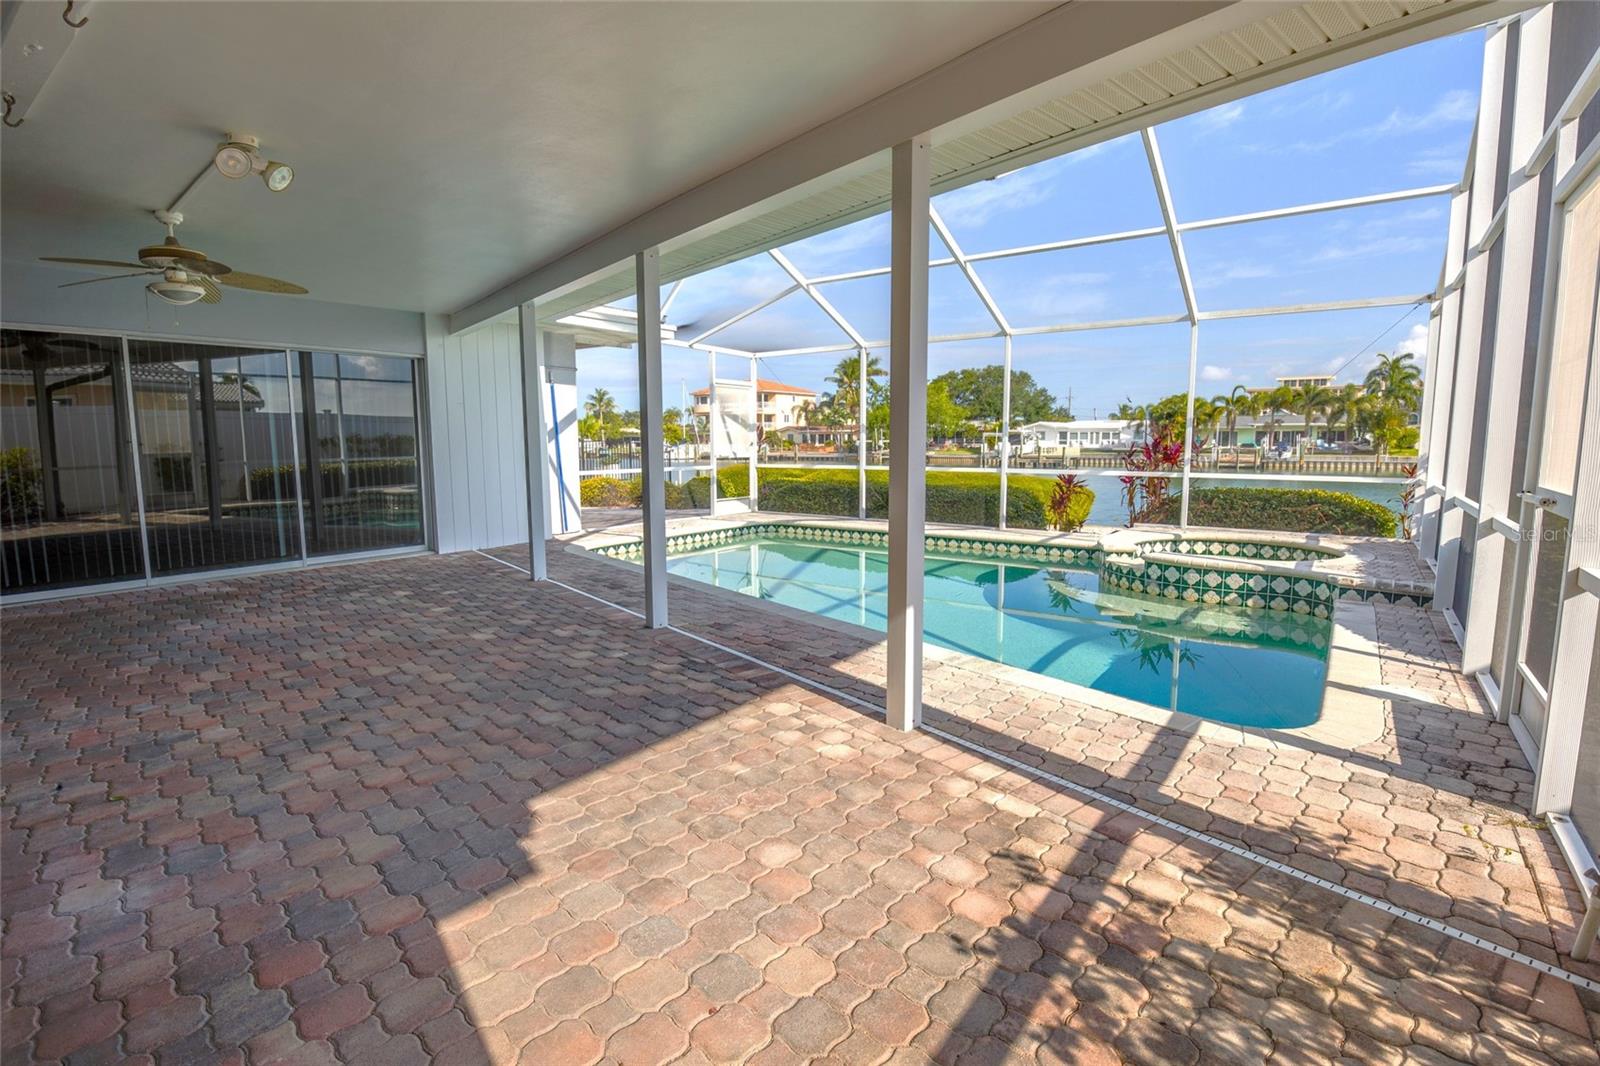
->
3;548;1598;1064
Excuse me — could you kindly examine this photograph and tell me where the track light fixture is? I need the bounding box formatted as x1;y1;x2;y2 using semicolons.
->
213;133;294;192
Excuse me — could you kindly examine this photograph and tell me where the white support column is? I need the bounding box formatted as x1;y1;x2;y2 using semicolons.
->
857;347;868;520
1180;323;1200;528
518;303;550;580
748;356;759;508
999;335;1012;528
707;352;719;513
887;134;931;732
636;248;668;628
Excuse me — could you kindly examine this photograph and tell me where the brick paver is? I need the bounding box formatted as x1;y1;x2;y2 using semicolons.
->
3;547;1597;1064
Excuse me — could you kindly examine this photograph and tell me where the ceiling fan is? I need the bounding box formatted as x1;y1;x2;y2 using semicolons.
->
40;209;308;307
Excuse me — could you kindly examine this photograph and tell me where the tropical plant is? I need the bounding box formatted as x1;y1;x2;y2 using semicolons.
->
1047;473;1092;532
1256;386;1295;452
584;388;619;445
1364;352;1422;409
1327;383;1367;446
1289;382;1335;462
1119;424;1188;526
1398;462;1421;539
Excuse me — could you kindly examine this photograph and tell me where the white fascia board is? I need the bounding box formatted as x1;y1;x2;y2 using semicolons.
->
448;1;1272;333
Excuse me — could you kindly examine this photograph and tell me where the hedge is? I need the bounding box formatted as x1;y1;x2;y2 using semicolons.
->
1168;487;1397;537
751;467;1070;529
245;459;417;500
579;466;1091;530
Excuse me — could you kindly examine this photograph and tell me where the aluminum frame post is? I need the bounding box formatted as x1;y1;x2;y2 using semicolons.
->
887;134;931;732
636;249;668;628
999;335;1012;529
707;352;719;513
748;356;759;508
519;303;550;580
857;346;868;519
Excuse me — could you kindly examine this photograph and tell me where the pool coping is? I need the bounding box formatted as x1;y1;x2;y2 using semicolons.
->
559;517;1389;748
568;513;1433;612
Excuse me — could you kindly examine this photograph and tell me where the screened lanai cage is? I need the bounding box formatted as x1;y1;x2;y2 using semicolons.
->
567;33;1477;537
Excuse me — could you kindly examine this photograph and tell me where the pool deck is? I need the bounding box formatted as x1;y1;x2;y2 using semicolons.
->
4;535;1596;1064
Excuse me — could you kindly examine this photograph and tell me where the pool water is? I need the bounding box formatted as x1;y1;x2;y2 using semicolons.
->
666;538;1331;727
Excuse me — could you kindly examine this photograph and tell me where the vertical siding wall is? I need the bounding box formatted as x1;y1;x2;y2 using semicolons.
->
427;320;529;554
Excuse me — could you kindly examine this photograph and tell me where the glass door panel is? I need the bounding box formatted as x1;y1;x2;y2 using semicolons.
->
293;352;423;555
1515;510;1568;748
128;340;301;574
1;329;144;593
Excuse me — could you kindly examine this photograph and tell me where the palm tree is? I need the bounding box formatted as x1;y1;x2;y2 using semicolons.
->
1190;397;1222;460
1327;383;1366;448
826;353;885;415
1258;386;1295;455
1289;382;1334;463
1364;352;1422;409
1228;387;1263;466
585;388;618;446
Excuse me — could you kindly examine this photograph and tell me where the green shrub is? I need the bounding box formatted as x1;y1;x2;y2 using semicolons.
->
0;447;43;524
1173;487;1397;537
580;476;641;507
749;467;1072;529
572;465;1095;530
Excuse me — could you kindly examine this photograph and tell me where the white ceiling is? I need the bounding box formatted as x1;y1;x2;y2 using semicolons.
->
0;0;1050;314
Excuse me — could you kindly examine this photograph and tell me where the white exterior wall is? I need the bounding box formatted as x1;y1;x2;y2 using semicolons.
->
426;317;528;554
424;316;582;554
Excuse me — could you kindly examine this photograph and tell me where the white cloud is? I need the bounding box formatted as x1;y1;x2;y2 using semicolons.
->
1195;101;1246;132
935;169;1054;230
1013;271;1112;320
1309;234;1435;262
1199;365;1233;382
1397;322;1429;357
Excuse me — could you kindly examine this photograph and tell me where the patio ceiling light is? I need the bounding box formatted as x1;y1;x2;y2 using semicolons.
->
213;133;293;191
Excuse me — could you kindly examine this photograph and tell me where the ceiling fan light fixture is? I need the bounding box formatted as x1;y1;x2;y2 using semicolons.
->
261;161;293;192
148;269;206;306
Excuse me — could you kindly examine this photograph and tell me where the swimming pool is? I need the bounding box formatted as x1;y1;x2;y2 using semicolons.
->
664;536;1331;727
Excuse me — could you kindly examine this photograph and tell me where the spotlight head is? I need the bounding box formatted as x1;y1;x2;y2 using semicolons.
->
214;134;262;180
261;161;293;192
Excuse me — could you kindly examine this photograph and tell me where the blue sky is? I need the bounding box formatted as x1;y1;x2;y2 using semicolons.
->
580;30;1482;417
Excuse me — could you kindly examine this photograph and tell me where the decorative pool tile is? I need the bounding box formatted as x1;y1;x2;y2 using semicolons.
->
588;521;1431;613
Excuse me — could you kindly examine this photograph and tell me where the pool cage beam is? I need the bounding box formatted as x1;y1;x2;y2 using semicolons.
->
1141;127;1201;530
609;124;1448;538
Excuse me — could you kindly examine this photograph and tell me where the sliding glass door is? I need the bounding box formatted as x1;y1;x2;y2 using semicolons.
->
0;330;145;593
294;352;424;555
127;340;303;575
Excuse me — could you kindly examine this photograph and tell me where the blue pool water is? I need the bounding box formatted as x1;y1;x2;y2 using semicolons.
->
666;538;1331;727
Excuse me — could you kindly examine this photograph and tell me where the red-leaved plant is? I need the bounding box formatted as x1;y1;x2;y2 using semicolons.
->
1048;473;1087;532
1397;462;1420;540
1119;425;1190;526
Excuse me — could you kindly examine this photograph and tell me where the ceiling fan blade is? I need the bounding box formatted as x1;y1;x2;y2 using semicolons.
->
216;271;308;295
195;275;223;304
57;271;156;289
40;256;149;270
